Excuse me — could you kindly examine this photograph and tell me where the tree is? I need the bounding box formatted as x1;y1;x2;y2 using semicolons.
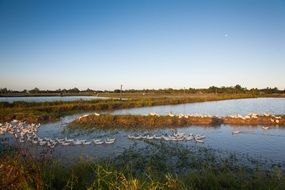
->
29;87;40;94
86;88;94;92
68;88;80;93
0;88;8;94
234;84;242;90
114;89;121;93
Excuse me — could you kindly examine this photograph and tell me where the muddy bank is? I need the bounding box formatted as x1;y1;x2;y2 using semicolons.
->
71;114;285;128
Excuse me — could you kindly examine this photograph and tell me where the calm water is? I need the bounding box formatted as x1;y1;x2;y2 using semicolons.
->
113;98;285;116
36;122;285;162
1;98;285;163
0;96;109;103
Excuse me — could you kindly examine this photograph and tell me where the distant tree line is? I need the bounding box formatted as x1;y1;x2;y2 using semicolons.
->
0;87;102;95
0;85;284;95
112;84;284;94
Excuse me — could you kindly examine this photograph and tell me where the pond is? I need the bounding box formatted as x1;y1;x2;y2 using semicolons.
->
34;122;285;163
1;98;285;164
0;96;109;103
113;98;285;116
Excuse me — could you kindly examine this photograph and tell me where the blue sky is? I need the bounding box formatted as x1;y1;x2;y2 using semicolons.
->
0;0;284;90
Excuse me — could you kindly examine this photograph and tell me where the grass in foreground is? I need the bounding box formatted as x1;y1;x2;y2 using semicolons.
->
1;142;285;190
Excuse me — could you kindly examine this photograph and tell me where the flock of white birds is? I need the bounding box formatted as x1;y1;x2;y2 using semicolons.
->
128;132;206;143
149;112;281;123
0;120;115;149
148;112;215;118
227;113;281;123
0;120;207;149
77;112;282;125
1;112;282;148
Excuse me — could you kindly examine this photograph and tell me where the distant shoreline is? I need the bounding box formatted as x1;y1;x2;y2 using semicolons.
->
0;93;97;97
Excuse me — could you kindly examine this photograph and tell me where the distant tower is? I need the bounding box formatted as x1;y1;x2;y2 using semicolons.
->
120;84;123;100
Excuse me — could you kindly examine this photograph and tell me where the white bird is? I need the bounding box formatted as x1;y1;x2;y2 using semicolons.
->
83;141;92;145
232;130;241;135
162;135;171;141
61;142;71;146
153;135;162;140
149;112;159;116
94;140;104;145
107;138;115;141
185;136;193;141
105;139;115;144
145;135;154;140
132;135;143;140
195;139;204;143
39;141;47;146
174;132;184;137
73;140;83;145
195;135;206;140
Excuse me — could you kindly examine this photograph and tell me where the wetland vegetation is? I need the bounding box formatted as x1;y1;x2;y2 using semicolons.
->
71;113;285;129
1;89;285;190
1;88;284;123
1;142;285;190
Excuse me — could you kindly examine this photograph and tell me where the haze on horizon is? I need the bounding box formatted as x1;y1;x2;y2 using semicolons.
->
0;0;284;91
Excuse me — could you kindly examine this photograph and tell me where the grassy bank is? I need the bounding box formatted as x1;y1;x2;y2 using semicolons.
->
71;114;285;129
72;114;221;129
1;143;284;190
0;93;282;123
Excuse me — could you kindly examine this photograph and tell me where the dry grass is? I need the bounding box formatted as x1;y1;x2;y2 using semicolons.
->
0;151;44;190
72;114;285;129
72;114;221;129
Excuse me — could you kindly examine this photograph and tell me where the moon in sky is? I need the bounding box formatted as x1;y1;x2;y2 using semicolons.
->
224;33;229;38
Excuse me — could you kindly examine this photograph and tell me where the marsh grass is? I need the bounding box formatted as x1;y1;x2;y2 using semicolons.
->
72;114;222;129
71;114;285;130
0;93;266;123
1;141;285;190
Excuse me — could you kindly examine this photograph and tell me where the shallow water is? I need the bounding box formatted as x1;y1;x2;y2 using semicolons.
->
1;98;285;163
0;96;108;103
113;98;285;116
35;122;285;162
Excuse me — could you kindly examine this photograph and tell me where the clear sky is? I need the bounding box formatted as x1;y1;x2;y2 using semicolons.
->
0;0;284;90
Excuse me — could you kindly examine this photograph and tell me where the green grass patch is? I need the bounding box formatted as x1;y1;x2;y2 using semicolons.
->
1;142;285;190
